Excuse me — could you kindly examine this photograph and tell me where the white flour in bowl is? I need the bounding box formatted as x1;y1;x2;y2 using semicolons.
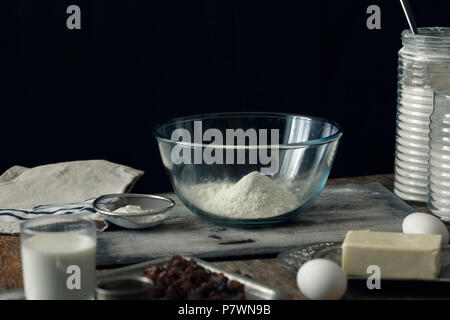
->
183;171;299;219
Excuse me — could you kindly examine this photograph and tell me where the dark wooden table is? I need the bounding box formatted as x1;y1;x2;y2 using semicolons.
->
0;174;437;299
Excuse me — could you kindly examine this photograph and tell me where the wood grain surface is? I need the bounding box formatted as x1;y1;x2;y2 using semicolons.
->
0;174;434;299
96;181;415;266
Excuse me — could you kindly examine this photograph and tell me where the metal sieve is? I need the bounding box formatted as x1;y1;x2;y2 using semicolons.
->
93;193;175;229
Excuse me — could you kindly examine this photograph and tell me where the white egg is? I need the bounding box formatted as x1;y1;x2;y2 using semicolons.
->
402;212;449;245
296;258;347;300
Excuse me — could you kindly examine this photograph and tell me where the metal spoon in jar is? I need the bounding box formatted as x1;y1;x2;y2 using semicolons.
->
399;0;418;35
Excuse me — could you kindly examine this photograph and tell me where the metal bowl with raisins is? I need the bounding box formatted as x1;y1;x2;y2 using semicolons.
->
96;255;282;300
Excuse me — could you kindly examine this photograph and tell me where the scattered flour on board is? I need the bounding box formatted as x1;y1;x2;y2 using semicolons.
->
184;171;299;219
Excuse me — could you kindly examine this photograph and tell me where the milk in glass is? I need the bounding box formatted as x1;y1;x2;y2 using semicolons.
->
21;232;96;300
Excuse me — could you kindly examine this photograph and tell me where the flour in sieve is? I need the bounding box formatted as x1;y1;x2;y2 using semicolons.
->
112;205;145;214
184;171;299;219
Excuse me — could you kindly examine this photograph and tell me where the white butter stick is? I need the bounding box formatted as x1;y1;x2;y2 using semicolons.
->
342;230;441;280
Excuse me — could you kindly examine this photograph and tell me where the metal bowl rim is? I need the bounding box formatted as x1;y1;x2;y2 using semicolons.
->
95;276;154;297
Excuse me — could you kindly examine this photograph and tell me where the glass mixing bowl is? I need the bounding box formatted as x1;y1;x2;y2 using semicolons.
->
153;112;342;227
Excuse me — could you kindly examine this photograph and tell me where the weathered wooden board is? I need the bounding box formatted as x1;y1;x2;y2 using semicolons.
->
97;182;415;266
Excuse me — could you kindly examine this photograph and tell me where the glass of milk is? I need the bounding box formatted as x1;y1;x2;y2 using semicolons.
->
20;215;96;300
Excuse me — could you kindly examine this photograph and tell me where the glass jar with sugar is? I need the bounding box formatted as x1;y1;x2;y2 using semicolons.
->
395;27;450;202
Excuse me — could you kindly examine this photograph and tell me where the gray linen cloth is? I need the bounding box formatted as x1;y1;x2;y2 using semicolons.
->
0;160;144;234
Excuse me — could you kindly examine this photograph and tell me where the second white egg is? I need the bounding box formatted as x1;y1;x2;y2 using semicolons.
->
402;212;449;245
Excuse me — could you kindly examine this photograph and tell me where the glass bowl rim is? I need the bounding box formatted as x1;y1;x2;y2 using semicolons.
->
153;112;343;148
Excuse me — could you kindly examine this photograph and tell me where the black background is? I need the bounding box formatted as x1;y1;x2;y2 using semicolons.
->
1;0;449;193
